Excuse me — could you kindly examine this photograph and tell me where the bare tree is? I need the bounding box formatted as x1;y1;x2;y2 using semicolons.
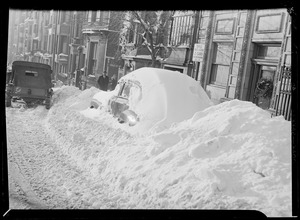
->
120;11;175;67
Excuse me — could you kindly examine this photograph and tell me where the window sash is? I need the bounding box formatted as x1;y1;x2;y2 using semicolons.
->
209;42;233;86
210;64;230;86
93;43;98;59
213;43;232;65
87;11;92;22
257;45;281;59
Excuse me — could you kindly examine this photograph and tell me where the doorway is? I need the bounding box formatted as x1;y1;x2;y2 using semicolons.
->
252;65;276;110
249;43;281;110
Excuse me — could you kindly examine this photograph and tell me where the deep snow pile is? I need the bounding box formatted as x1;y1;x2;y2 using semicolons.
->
45;86;291;216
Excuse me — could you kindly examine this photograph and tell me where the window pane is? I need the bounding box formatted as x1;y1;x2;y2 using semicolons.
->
200;17;209;29
211;64;229;86
96;11;101;20
285;38;291;52
91;11;97;22
88;11;92;22
257;14;282;32
258;45;281;58
170;12;194;46
284;54;291;65
214;43;232;65
216;19;234;34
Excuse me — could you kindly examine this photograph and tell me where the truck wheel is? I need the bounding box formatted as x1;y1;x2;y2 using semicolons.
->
45;98;51;109
5;94;11;107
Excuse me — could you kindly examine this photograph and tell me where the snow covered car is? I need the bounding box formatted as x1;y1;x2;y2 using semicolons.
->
90;67;213;132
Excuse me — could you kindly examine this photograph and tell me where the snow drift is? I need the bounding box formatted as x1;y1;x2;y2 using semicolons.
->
42;86;291;216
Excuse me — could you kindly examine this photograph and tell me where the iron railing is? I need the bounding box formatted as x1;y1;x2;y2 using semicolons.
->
274;65;291;121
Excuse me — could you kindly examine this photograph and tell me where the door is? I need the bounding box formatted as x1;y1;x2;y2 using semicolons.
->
253;65;276;110
249;43;281;110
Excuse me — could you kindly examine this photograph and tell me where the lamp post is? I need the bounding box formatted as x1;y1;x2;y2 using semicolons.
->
75;45;83;88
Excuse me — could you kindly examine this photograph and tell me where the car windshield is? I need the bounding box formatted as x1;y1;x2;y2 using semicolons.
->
122;83;131;98
119;80;141;97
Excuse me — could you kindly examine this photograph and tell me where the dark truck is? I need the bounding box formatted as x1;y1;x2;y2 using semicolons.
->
5;61;54;109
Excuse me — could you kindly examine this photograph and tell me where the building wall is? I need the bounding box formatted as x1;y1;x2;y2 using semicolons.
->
8;9;291;107
199;9;290;110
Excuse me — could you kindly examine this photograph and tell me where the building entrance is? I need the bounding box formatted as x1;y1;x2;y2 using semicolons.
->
249;43;281;110
253;65;276;110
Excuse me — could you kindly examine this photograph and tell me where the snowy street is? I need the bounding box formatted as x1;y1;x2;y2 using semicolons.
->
6;105;111;209
5;85;292;217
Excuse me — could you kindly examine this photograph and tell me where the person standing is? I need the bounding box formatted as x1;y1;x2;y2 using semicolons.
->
97;71;109;91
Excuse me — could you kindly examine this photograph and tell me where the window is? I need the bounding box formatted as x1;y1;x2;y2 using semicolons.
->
91;42;98;73
210;43;233;86
93;42;98;59
164;66;184;73
87;11;92;22
128;27;135;43
102;11;109;25
169;11;194;46
25;71;38;77
33;24;38;35
91;11;97;22
62;38;68;54
257;44;281;59
215;18;235;34
96;11;101;22
256;13;283;33
120;81;142;103
87;11;97;22
60;12;66;23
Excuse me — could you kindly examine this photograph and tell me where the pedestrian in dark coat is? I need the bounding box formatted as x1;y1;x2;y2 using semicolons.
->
97;72;109;91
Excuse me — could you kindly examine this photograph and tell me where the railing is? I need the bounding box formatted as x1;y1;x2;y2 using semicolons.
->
274;64;291;121
169;13;195;47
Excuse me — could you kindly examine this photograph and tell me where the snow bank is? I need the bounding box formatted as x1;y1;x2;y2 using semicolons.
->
45;86;291;216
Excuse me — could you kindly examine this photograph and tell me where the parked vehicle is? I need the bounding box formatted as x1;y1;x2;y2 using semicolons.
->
5;61;54;109
90;67;213;132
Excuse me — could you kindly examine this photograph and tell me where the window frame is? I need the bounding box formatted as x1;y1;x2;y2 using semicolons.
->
256;43;281;60
209;42;233;87
168;11;195;47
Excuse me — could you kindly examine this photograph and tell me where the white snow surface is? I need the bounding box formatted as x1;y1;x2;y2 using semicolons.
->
6;85;292;216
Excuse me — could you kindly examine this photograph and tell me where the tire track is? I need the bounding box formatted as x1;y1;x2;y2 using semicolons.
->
6;107;108;209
